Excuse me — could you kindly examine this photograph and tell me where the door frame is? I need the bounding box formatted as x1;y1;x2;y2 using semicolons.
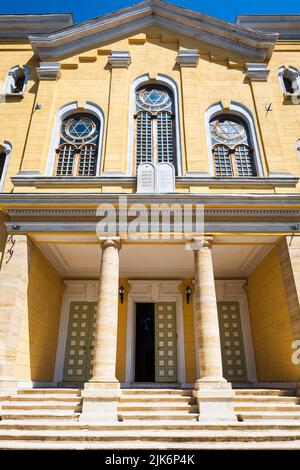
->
125;280;186;386
54;280;99;384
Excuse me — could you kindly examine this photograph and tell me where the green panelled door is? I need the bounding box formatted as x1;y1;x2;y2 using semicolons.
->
217;301;248;382
155;303;178;383
63;302;97;382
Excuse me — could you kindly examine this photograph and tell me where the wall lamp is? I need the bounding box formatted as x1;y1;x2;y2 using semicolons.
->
185;286;192;305
119;286;125;304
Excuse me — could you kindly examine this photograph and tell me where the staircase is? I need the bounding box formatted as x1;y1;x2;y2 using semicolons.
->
0;387;300;449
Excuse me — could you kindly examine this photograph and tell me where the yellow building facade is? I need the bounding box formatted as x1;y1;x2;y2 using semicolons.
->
0;0;300;423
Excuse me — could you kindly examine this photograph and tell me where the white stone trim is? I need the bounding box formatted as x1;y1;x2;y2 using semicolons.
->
297;139;300;161
215;280;257;383
246;63;270;82
176;49;200;67
53;280;99;384
205;101;264;177
2;64;30;95
36;62;61;80
108;51;131;68
0;141;12;192
125;280;186;386
127;73;182;177
45;101;104;177
278;65;300;96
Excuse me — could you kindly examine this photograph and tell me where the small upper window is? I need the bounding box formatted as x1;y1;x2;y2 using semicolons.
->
4;65;29;95
54;113;100;176
0;150;7;182
297;139;300;162
210;115;257;177
278;66;300;97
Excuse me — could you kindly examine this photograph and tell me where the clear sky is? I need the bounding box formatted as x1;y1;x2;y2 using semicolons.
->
0;0;299;24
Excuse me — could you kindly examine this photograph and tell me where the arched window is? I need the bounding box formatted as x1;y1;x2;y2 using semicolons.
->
4;65;29;95
135;85;176;173
54;113;100;176
278;66;300;96
210;115;257;177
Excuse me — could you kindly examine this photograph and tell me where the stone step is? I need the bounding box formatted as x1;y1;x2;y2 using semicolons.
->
234;396;299;403
0;410;80;420
2;403;81;411
1;420;300;431
118;411;199;421
8;396;82;403
118;404;198;412
1;429;300;443
235;389;296;396
121;389;192;396
119;395;194;403
17;389;81;395
238;411;300;420
235;404;300;412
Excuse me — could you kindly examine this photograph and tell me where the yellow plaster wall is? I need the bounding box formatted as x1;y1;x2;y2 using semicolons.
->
181;279;197;383
116;277;129;382
247;245;300;382
14;243;64;381
0;30;299;193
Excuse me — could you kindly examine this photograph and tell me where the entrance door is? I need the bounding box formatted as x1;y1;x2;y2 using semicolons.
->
135;302;178;383
63;301;97;382
217;301;248;382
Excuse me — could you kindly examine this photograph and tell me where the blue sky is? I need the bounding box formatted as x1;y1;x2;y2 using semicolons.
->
0;0;299;24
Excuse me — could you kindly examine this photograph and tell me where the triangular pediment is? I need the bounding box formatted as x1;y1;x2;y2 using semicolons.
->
29;0;278;62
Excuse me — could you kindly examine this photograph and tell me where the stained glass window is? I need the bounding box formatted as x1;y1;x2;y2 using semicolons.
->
210;115;256;177
135;85;176;172
55;113;100;176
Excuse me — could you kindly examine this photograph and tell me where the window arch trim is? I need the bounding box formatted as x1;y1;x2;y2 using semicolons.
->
128;73;182;176
3;65;30;95
46;101;104;177
205;101;264;177
278;66;300;95
0;141;12;191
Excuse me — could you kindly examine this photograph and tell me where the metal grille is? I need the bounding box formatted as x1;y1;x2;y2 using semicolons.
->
213;145;233;177
78;144;97;176
55;144;75;176
235;145;256;177
157;111;174;164
136;111;153;167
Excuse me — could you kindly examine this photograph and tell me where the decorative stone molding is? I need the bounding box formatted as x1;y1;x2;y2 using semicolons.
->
36;62;61;80
108;51;131;68
246;63;270;81
0;14;73;39
176;49;200;67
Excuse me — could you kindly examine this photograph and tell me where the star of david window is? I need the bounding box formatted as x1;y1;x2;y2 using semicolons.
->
54;113;100;176
210;115;257;177
135;85;176;173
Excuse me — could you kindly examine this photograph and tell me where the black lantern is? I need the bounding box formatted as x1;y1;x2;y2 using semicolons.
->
119;286;125;304
185;286;192;304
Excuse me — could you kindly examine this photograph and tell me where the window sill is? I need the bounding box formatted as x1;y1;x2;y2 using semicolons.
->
11;175;137;188
0;92;24;98
176;176;299;188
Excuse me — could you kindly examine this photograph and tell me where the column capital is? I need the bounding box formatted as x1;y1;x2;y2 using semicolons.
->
245;63;270;82
99;238;121;251
36;62;61;80
108;51;131;68
176;49;200;67
191;236;214;251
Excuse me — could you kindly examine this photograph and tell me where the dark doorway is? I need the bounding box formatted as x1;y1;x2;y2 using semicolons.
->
135;303;155;382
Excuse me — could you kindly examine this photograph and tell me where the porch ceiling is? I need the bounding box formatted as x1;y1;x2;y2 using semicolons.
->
37;235;278;279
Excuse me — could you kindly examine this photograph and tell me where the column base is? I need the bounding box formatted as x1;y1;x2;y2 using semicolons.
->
0;378;18;397
193;377;237;422
296;382;300;397
80;381;121;423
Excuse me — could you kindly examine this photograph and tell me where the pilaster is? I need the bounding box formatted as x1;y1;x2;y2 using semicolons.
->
103;51;131;175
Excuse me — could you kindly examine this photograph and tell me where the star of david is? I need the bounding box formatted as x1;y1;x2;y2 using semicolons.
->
142;89;167;107
217;121;241;138
68;119;94;139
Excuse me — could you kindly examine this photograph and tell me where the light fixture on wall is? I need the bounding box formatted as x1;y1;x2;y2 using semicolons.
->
185;286;192;305
119;286;125;304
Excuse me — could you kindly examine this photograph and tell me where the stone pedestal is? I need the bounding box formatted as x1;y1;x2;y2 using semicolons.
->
80;238;121;423
193;237;237;422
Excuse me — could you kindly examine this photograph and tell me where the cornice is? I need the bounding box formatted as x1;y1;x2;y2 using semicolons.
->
237;15;300;40
0;14;73;39
27;0;278;61
11;175;299;189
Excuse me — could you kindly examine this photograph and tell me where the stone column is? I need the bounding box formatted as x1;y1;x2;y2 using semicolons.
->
192;237;236;421
80;238;121;422
0;234;33;393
